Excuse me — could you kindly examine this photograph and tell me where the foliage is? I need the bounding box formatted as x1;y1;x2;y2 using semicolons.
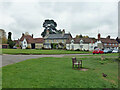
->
16;44;19;47
2;49;92;54
75;34;89;38
2;36;7;44
8;41;15;48
7;32;15;48
41;19;62;37
26;46;31;49
52;43;58;49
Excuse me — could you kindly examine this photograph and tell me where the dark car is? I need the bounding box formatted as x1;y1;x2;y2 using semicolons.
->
93;48;104;54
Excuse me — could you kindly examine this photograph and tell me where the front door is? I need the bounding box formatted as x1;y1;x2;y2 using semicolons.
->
31;43;35;49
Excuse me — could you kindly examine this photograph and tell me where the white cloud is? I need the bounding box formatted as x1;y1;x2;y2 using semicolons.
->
0;1;118;40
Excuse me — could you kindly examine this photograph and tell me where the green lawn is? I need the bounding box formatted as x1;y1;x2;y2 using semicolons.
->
2;49;91;55
2;56;118;88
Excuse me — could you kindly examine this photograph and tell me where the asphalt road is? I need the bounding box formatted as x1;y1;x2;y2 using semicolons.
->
1;54;91;67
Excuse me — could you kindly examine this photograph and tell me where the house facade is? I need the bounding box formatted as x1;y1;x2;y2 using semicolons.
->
15;32;44;49
95;33;119;49
0;29;8;49
66;37;96;51
44;30;72;49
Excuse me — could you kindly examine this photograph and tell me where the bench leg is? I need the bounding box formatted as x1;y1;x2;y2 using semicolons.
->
78;64;80;68
72;64;74;68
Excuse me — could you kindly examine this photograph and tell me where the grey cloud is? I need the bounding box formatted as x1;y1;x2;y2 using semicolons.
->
0;2;118;39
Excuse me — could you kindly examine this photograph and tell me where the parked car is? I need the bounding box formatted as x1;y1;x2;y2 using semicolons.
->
112;49;119;53
13;46;17;49
93;48;104;54
103;49;113;53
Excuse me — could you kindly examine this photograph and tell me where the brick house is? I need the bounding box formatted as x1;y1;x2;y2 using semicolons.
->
95;33;118;49
14;32;44;49
44;30;72;49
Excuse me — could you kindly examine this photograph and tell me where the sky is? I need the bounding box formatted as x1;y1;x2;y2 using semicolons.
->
0;0;119;40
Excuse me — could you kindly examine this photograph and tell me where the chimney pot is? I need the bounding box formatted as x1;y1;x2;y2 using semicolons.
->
98;33;101;40
62;29;65;36
107;35;110;39
22;33;24;36
32;34;33;38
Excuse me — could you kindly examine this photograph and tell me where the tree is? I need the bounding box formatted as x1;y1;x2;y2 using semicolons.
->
75;35;79;38
75;34;83;38
7;32;15;48
41;19;62;37
2;36;7;44
79;34;83;38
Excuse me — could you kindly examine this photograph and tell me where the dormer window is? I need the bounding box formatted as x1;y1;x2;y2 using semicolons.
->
104;43;107;45
71;39;74;44
80;39;83;44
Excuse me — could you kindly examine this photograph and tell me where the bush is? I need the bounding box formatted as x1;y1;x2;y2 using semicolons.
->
26;46;31;49
16;44;19;47
75;49;80;51
8;40;15;48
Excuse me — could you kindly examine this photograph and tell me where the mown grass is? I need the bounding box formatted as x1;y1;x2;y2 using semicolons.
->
2;56;118;88
0;68;2;89
64;53;119;58
2;49;92;55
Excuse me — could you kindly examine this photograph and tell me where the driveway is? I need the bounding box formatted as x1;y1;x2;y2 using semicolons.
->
1;54;91;67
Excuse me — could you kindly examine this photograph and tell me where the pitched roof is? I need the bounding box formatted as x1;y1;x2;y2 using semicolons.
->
33;38;44;43
45;33;72;39
66;37;96;44
99;38;118;44
19;35;44;44
19;35;35;44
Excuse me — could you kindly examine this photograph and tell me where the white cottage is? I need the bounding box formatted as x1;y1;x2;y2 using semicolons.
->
66;38;96;51
21;38;28;49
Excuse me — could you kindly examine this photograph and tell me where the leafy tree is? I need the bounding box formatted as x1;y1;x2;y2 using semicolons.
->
79;34;83;38
41;19;62;37
75;35;79;38
2;36;7;44
83;36;89;38
7;32;15;48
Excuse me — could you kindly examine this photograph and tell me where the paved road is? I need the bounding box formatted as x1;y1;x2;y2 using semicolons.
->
0;54;91;67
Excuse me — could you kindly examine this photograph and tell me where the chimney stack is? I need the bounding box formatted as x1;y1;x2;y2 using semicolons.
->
98;33;101;41
22;33;24;36
62;29;65;36
107;35;110;39
32;34;33;38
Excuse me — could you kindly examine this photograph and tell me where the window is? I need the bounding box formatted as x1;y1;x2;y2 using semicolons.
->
91;46;93;48
72;45;74;49
80;40;83;44
47;40;49;43
71;40;74;43
62;40;64;43
109;43;111;45
113;44;114;46
52;40;54;43
104;43;107;45
80;45;83;48
116;44;118;46
24;42;26;44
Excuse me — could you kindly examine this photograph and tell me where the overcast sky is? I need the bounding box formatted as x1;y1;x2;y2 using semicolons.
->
0;0;119;40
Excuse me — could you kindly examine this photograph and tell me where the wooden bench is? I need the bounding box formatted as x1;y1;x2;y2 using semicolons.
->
72;57;82;68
